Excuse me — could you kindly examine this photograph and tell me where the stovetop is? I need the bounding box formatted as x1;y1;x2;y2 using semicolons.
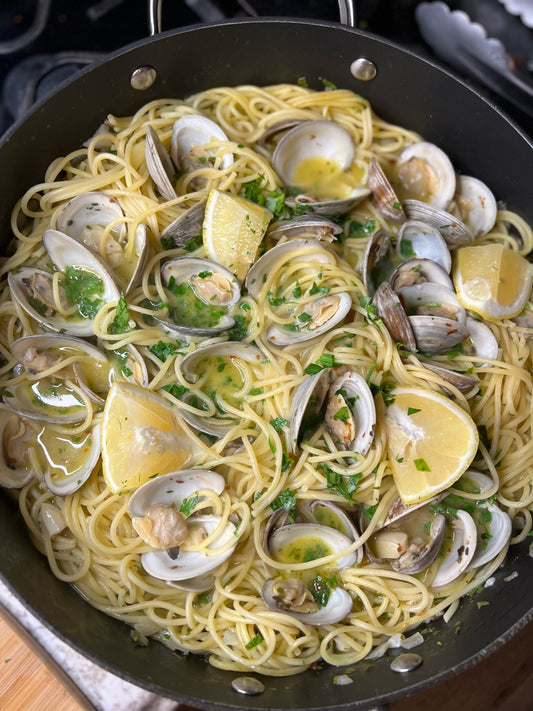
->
0;0;532;137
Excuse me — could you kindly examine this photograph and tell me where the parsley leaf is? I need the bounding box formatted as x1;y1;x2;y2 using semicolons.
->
108;293;132;334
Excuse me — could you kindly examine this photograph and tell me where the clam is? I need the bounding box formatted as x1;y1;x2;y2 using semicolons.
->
396;219;452;273
267;214;343;243
170;114;234;172
156;256;240;337
372;281;417;353
420;363;479;394
409;315;470;355
367;499;446;575
145;125;178;201
272;119;370;215
361;229;396;297
56;191;125;243
395;141;456;210
160;201;206;247
256;119;306;146
389;258;454;292
10;229;120;337
468;503;512;569
368;156;406;223
288;369;330;453
266;291;353;346
454;175;497;236
299;499;363;565
324;371;376;455
56;193;148;293
261;578;353;625
0;408;37;488
42;423;101;496
175;342;265;436
463;317;500;361
397;282;466;324
128;469;237;582
267;522;359;569
12;333;109;408
244;238;337;299
403;199;474;247
431;510;477;587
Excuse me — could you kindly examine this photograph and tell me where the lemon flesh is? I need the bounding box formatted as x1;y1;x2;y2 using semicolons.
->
101;382;199;493
203;188;272;280
453;243;533;321
383;387;478;504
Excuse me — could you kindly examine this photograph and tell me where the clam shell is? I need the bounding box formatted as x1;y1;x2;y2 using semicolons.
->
325;371;376;455
396;219;452;272
272;120;355;188
368;157;406;223
145;125;178;201
431;510;477;587
468;504;511;569
268;523;358;569
372;281;417;353
244;238;337;299
288;369;330;454
43;423;100;496
0;408;36;489
160;201;206;247
403;199;474;247
267;214;343;242
158;256;240;337
389;258;454;292
261;579;353;625
361;228;394;297
170;115;233;170
141;515;236;582
299;499;363;565
409;314;470;355
396;141;456;210
455;175;497;237
56;191;124;242
128;469;225;517
397;282;466;324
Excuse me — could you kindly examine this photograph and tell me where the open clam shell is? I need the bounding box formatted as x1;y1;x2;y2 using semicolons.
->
389;258;454;292
0;408;36;489
175;342;265;436
56;191;125;243
299;499;363;566
128;469;235;583
397;282;466;324
170;114;234;171
468;503;512;569
267;214;343;242
409;315;470;355
396;219;452;272
157;256;240;337
160;201;206;247
455;175;497;237
431;510;477;587
396;141;456;210
361;228;395;297
261;579;353;626
324;371;376;455
288;369;330;453
268;523;358;569
372;281;417;353
43;423;101;496
244;238;337;299
266;291;353;346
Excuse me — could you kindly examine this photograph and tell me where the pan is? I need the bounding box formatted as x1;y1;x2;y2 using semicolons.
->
0;2;531;709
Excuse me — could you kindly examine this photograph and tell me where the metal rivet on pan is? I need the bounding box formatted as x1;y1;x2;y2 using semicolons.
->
231;676;266;695
350;58;377;81
390;652;423;673
130;66;157;90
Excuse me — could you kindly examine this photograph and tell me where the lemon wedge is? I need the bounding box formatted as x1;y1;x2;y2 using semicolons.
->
453;243;533;321
203;188;272;280
101;382;198;493
382;387;478;504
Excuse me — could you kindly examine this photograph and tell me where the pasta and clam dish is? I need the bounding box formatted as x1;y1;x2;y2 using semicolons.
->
0;83;531;677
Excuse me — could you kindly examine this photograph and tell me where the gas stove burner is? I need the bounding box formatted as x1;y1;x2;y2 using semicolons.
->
2;51;105;123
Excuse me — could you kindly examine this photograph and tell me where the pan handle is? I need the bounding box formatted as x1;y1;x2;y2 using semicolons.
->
147;0;356;35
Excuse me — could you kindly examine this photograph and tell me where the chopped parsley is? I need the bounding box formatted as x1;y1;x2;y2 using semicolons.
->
245;633;264;650
108;293;132;334
271;488;297;518
414;458;430;472
318;463;361;504
149;340;177;362
270;417;288;432
62;266;104;319
179;495;198;517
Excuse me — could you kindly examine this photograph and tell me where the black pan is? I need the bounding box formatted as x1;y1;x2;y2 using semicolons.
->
0;15;532;711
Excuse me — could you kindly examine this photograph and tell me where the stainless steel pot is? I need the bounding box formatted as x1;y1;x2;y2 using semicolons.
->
0;5;531;710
